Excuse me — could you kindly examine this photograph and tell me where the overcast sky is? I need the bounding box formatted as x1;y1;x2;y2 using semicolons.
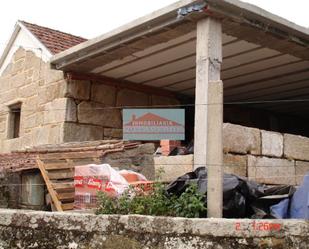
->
0;0;308;53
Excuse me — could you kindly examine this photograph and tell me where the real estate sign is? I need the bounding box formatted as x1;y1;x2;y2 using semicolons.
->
123;109;185;141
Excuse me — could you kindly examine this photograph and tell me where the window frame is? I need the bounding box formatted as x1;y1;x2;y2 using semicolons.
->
7;102;22;139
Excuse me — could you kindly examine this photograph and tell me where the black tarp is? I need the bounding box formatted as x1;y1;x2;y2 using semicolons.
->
166;167;296;218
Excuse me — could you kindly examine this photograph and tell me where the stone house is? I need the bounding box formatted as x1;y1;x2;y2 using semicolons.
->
0;0;309;214
0;1;309;188
0;21;179;153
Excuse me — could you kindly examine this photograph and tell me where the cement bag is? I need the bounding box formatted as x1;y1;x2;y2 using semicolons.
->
74;164;129;210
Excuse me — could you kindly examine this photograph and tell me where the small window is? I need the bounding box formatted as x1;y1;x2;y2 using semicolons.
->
8;103;22;139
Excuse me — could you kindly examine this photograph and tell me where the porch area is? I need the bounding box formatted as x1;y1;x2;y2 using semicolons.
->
50;0;309;217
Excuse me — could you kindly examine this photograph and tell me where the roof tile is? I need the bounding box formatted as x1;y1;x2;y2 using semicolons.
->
20;21;87;54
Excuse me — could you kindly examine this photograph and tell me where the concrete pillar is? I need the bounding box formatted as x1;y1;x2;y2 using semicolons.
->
194;17;223;218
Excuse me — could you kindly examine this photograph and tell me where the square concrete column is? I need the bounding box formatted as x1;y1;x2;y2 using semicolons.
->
194;17;223;218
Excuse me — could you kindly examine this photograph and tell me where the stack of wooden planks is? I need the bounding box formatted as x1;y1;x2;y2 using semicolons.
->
36;140;139;211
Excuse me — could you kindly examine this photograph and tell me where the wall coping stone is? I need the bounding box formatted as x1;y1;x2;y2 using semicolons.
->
1;210;309;248
0;209;308;238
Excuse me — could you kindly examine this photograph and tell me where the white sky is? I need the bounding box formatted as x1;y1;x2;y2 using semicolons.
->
0;0;308;54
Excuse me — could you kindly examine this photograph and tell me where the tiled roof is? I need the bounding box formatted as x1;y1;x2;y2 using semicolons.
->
20;21;87;54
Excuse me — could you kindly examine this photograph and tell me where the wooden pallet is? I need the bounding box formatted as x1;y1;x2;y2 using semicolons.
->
36;151;102;212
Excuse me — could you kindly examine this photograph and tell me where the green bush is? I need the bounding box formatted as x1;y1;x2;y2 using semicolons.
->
96;183;206;218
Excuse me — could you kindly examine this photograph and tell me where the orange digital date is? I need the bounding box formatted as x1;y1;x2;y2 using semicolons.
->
235;221;281;231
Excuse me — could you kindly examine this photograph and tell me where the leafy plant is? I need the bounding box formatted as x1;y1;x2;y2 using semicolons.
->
172;184;206;218
96;183;206;218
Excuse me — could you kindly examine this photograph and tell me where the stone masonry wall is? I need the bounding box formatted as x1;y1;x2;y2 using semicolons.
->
0;172;21;209
0;48;68;153
0;209;308;249
62;79;180;142
155;123;309;185
0;48;180;152
224;105;309;137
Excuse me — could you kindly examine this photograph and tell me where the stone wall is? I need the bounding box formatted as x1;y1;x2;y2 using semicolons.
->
224;105;309;137
0;48;67;153
155;123;309;185
62;79;180;142
0;49;180;152
0;209;308;249
0;173;21;209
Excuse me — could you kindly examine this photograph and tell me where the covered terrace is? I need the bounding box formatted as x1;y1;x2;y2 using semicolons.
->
50;0;309;217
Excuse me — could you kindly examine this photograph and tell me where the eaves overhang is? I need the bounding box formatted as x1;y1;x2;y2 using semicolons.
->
50;0;309;70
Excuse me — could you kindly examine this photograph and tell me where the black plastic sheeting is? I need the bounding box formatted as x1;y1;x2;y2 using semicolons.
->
166;167;296;218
